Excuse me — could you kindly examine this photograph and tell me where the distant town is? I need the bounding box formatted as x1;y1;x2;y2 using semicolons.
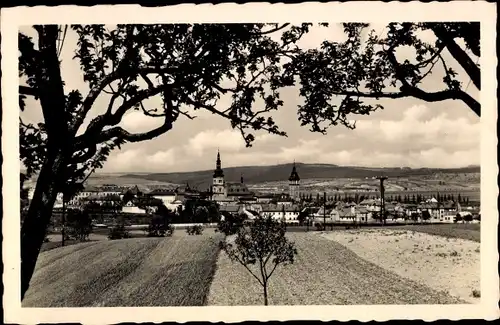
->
23;150;481;228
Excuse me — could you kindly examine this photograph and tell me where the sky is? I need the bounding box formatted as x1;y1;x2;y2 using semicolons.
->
19;24;480;173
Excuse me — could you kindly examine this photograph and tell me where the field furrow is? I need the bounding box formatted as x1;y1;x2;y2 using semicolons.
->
208;233;463;306
23;232;224;307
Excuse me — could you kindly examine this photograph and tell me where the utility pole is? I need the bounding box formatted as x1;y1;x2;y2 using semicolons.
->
306;209;309;232
376;176;388;225
282;204;286;231
323;191;327;230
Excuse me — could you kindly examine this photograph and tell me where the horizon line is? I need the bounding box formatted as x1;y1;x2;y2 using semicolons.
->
93;162;480;175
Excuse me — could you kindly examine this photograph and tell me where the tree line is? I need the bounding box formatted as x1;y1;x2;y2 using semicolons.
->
299;192;471;205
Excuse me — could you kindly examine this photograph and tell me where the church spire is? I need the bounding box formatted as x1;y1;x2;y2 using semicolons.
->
288;161;300;182
213;149;224;178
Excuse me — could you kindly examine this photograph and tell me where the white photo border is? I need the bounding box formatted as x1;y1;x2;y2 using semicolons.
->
2;2;498;323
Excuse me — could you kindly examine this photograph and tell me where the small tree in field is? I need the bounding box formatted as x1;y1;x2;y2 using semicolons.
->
148;214;174;237
216;212;245;235
108;215;130;240
463;213;473;223
421;210;431;223
65;208;93;241
219;216;298;306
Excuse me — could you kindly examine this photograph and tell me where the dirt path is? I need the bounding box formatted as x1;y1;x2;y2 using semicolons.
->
320;229;480;304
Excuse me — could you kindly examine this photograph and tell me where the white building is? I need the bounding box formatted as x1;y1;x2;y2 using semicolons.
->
260;204;301;224
121;201;147;214
165;199;184;212
148;188;178;206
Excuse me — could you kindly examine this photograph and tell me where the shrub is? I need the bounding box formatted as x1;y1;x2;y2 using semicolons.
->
165;224;174;236
108;223;130;240
186;224;204;235
314;222;324;231
65;208;93;241
216;213;244;235
471;289;481;298
147;215;174;237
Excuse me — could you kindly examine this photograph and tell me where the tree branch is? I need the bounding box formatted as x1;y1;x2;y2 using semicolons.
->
19;85;39;97
72;146;97;163
329;90;408;99
431;25;480;90
230;253;264;286
110;86;166;124
75;84;168;149
386;47;480;116
84;87;177;145
414;50;442;84
257;23;291;35
72;71;122;134
95;119;173;144
414;42;446;68
266;261;280;281
185;96;283;134
140;73;155;89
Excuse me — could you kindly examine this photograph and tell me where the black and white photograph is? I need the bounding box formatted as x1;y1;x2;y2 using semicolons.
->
2;2;498;323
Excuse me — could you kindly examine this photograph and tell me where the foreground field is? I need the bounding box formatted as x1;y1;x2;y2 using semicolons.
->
386;223;480;242
208;233;463;305
23;231;224;307
321;229;480;304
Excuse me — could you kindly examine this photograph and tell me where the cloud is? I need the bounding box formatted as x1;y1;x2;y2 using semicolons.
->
353;105;479;152
104;148;177;172
145;149;176;165
278;139;322;161
185;129;275;157
102;103;479;173
403;104;432;121
186;129;246;156
121;111;165;133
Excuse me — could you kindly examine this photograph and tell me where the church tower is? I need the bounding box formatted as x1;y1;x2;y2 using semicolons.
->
212;150;226;201
288;161;300;201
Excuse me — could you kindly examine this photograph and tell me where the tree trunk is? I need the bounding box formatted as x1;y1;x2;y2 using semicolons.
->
20;154;64;301
263;283;269;306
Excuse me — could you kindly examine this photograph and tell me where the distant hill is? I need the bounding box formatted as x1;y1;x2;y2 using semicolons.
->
119;163;480;190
